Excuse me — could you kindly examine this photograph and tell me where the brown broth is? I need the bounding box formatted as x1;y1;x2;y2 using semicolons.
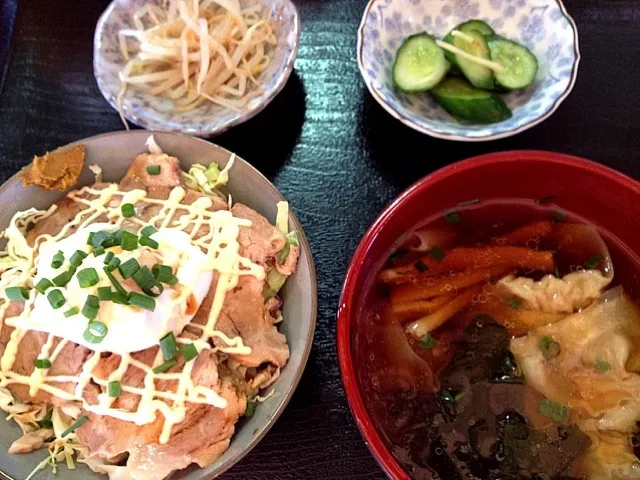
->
354;199;640;480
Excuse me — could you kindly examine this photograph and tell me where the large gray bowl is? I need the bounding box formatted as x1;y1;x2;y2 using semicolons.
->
0;131;317;480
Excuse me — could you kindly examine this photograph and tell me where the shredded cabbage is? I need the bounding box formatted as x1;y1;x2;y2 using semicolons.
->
181;157;234;198
275;201;289;234
88;164;103;183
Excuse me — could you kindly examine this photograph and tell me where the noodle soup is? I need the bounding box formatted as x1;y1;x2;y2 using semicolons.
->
354;198;640;479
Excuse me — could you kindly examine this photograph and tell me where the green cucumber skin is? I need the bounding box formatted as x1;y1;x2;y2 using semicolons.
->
430;78;512;124
392;33;449;93
458;20;495;37
443;32;458;67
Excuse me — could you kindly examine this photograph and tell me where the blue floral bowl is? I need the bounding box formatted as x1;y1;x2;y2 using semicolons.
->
357;0;580;141
94;0;300;137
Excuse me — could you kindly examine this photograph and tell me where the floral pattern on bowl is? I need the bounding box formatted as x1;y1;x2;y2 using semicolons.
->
94;0;300;137
357;0;580;141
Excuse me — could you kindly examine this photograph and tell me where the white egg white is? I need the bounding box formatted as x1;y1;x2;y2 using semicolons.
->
28;224;212;354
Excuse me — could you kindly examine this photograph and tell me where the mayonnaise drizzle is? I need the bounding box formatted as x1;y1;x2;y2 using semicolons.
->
0;174;265;444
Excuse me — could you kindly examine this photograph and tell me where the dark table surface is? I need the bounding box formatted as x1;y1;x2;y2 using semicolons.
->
1;0;639;478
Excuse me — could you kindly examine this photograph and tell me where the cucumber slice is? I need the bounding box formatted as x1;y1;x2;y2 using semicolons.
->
443;20;494;66
487;37;538;90
453;30;494;90
393;33;449;92
430;77;512;124
458;20;495;37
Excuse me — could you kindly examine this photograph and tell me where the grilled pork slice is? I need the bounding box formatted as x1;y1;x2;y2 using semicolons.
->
79;350;246;480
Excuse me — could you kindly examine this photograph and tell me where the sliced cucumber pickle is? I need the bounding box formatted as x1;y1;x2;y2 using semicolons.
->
487;37;538;90
393;33;450;93
430;77;512;124
453;30;494;90
443;19;495;66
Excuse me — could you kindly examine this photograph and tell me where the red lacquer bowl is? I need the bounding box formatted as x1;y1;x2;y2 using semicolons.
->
337;151;640;479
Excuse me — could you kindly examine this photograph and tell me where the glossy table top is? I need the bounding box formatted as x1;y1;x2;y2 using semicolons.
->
0;0;639;478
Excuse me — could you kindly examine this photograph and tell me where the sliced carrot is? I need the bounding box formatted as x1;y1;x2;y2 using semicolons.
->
390;266;510;304
439;246;555;273
378;256;441;284
391;294;455;322
405;286;483;338
494;221;554;246
380;246;555;286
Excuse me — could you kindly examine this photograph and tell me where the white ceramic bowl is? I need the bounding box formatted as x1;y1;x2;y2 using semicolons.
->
0;131;317;480
357;0;580;141
94;0;300;137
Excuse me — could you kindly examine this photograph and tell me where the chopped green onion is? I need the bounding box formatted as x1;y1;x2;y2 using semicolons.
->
139;236;159;249
552;210;567;223
64;307;80;318
103;252;115;265
104;268;127;295
51;251;64;269
146;165;161;175
181;343;198;362
444;211;461;224
87;232;95;246
121;203;135;218
53;268;75;287
40;410;53;429
442;388;464;403
133;267;162;296
93;246;106;257
91;231;112;248
60;415;88;438
35;278;54;295
140;225;158;237
119;259;140;279
585;253;603;269
458;198;480;207
97;287;112;301
70;250;88;267
160;332;178;360
81;295;100;320
108;381;121;398
113;230;124;245
77;268;100;288
47;289;66;309
538;399;568;424
508;299;521;310
166;275;179;286
244;401;256;417
595;357;611;374
34;358;51;369
120;231;138;251
128;292;156;311
6;286;29;301
105;257;121;273
153;264;174;283
83;321;108;343
389;249;409;264
111;292;129;305
538;336;561;360
414;260;428;273
428;246;446;262
419;333;437;350
536;195;556;205
152;358;176;374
